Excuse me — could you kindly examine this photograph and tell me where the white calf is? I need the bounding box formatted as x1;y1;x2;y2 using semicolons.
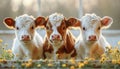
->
75;13;113;59
4;14;45;60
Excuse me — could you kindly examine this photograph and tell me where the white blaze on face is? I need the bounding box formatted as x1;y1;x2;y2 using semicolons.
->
15;14;35;41
49;13;64;40
81;14;101;42
48;13;64;46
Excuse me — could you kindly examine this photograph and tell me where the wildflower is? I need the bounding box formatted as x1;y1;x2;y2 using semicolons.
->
48;63;53;67
69;58;76;64
117;60;120;64
88;57;95;61
101;54;106;57
25;62;32;68
37;64;41;67
118;41;120;45
12;65;15;69
62;63;67;67
21;63;25;67
78;62;84;68
28;59;32;63
70;65;75;69
83;60;88;65
6;49;12;53
100;57;106;63
112;59;117;64
0;59;7;63
0;39;3;43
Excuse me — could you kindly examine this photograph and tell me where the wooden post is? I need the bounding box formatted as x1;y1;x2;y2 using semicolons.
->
37;0;41;16
79;0;83;18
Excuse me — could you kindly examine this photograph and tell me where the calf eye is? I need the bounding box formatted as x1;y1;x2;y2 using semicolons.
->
16;27;19;30
83;27;86;31
62;26;66;30
46;26;49;30
98;27;101;30
31;26;34;29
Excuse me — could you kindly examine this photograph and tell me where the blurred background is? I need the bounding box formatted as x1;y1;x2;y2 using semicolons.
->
0;0;120;49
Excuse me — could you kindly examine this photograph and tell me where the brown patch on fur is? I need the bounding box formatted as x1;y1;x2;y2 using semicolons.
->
90;44;104;59
43;18;77;59
43;38;53;59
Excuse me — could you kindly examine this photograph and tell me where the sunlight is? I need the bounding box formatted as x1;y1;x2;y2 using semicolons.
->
12;0;33;12
23;0;33;7
12;0;21;12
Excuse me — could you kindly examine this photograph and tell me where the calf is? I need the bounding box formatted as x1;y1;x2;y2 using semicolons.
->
35;13;80;60
75;13;113;59
3;14;44;60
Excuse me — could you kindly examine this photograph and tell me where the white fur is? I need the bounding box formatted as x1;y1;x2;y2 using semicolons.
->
48;13;64;48
49;13;64;26
75;13;113;60
12;14;43;60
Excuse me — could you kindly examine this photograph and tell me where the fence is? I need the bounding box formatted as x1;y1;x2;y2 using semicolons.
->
0;29;120;49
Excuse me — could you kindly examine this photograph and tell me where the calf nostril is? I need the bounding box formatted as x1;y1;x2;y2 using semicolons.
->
26;35;29;39
52;34;60;40
89;35;96;40
57;35;60;39
22;35;30;40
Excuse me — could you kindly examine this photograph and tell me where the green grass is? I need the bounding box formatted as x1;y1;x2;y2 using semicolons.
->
0;39;120;68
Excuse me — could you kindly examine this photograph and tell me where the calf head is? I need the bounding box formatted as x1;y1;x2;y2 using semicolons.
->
36;13;80;48
80;13;113;44
4;14;45;42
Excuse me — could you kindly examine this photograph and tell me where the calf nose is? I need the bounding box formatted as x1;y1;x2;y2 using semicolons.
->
22;35;30;41
52;34;60;40
89;35;96;41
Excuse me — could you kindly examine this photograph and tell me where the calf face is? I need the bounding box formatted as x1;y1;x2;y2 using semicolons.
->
36;13;80;48
80;14;113;44
4;14;45;42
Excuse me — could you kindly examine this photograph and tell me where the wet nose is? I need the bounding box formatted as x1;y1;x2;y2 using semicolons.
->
89;35;96;41
22;35;30;41
52;34;60;40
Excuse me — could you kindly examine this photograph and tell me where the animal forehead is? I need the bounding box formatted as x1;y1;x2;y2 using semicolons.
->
48;13;64;27
81;14;101;26
15;14;35;26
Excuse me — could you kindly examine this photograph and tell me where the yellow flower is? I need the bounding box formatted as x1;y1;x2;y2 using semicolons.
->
25;62;32;68
0;39;3;43
101;54;106;58
117;60;120;64
83;60;88;65
6;49;12;53
112;59;117;64
70;66;75;69
62;63;67;67
48;63;53;67
69;58;76;64
100;57;106;63
21;63;25;67
12;65;15;69
118;41;120;45
0;59;6;63
28;59;32;63
37;64;41;67
78;62;84;68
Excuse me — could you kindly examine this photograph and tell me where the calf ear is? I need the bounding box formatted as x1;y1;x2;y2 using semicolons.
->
35;17;46;27
101;16;113;29
3;18;15;29
67;18;81;27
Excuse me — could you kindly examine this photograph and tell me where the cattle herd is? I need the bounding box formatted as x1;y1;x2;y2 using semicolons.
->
3;13;113;60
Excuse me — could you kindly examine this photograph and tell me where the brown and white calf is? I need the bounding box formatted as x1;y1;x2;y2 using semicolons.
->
75;13;113;60
4;14;44;60
35;13;80;60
